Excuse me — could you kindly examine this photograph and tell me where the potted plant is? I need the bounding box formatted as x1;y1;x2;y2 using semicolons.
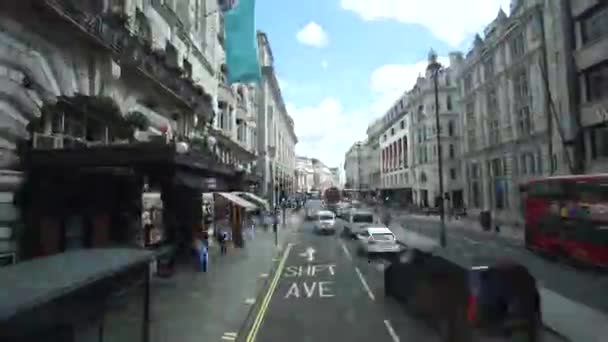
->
117;111;150;142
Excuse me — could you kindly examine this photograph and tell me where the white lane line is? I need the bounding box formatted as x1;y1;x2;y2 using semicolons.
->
340;241;352;260
383;320;400;342
355;266;375;301
463;236;479;244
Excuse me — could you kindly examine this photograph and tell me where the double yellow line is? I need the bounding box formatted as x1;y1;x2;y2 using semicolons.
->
246;243;294;342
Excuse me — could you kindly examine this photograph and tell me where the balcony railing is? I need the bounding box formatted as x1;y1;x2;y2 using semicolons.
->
43;0;212;119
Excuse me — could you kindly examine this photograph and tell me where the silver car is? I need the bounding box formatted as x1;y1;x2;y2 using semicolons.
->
314;210;337;234
356;226;401;254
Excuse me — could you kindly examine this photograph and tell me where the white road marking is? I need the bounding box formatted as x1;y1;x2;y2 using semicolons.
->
383;320;400;342
340;241;352;260
299;247;316;262
259;273;269;278
463;236;479;244
244;298;255;305
222;332;237;341
355;266;375;301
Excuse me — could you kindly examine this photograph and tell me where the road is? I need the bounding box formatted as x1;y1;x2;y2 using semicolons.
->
241;214;567;342
396;215;608;314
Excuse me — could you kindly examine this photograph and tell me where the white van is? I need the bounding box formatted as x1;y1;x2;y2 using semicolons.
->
342;210;375;238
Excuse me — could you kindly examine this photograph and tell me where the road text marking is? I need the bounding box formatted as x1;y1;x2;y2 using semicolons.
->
299;246;316;262
340;241;352;260
355;267;375;301
283;264;336;277
282;264;336;300
246;243;294;342
383;320;400;342
222;332;237;341
284;281;335;299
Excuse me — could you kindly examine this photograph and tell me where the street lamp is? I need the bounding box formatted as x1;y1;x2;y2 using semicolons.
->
427;49;447;248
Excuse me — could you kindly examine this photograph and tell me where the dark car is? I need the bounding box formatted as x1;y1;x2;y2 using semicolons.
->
385;251;542;341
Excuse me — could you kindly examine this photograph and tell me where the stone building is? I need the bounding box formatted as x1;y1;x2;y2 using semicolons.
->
344;141;363;190
0;0;259;263
379;93;413;205
256;31;297;205
458;0;576;224
408;52;464;209
295;155;314;193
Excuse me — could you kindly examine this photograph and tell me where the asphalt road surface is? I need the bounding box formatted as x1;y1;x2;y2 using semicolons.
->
242;215;567;342
397;215;608;314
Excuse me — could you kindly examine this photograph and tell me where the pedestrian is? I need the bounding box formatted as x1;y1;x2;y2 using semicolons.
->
219;229;228;255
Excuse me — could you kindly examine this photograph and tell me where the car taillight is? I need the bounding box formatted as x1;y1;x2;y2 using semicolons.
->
467;295;478;324
368;236;376;244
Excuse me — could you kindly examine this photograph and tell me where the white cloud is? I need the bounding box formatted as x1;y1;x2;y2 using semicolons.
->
287;98;367;166
321;60;329;69
288;56;450;166
368;56;450;117
296;22;329;48
340;0;511;46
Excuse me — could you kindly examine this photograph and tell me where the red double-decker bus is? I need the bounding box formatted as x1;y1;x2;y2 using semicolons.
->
522;174;608;267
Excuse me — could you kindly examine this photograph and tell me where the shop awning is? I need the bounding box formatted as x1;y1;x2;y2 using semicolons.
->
233;191;269;209
0;248;155;323
215;192;257;211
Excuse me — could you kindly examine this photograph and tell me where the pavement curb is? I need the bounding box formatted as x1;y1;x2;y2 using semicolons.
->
235;241;287;342
542;322;572;341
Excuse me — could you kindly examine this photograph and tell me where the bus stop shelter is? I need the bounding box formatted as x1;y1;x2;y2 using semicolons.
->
0;248;155;342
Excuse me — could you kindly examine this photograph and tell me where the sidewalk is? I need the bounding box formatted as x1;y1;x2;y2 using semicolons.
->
103;216;297;342
149;227;286;342
392;210;524;246
388;220;607;342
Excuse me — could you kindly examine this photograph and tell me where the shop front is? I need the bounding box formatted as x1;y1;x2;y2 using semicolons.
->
16;141;235;264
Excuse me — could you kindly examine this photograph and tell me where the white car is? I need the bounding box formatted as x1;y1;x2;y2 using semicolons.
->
315;210;337;234
356;226;401;254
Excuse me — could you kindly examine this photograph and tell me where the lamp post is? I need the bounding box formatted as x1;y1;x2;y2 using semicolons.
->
427;49;447;248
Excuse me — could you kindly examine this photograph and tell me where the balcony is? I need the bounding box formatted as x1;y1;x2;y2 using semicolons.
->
236;102;247;121
42;0;213;121
218;82;235;104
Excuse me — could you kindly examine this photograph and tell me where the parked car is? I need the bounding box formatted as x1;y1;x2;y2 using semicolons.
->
355;226;401;254
342;210;375;238
314;210;337;235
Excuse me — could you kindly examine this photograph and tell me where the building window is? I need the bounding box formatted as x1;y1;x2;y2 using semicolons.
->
464;74;473;92
445;74;451;86
514;69;532;134
510;32;525;60
590;127;608;159
400;120;405;129
449;144;455;159
585;62;608;102
484;55;495;80
448;121;455;136
581;4;608;44
488;119;500;146
450;168;456;180
391;128;395;136
447;95;453;111
487;87;498;115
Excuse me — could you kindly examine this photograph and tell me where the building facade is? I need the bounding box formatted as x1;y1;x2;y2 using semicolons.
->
408;52;464;209
344;142;363;190
565;0;608;173
364;118;384;193
379;97;413;205
295;155;314;192
256;31;297;205
459;0;575;225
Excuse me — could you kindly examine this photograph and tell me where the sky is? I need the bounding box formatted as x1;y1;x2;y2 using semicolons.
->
255;0;511;168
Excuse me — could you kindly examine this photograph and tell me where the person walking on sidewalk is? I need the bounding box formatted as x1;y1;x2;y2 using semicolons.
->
382;209;392;227
219;229;228;255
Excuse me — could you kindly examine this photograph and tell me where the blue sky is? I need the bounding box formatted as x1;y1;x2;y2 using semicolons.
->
255;0;510;167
